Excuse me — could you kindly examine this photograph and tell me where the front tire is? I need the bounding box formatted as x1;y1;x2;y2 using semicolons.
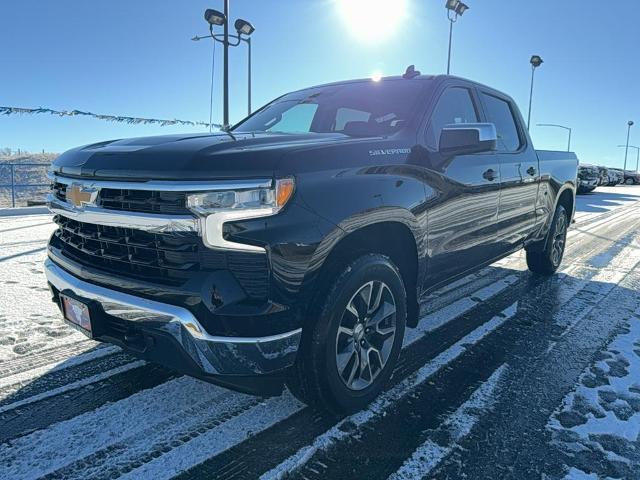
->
526;204;569;276
287;254;407;413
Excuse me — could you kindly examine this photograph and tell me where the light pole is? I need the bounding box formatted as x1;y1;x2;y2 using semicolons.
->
617;144;639;173
537;123;572;152
235;19;255;116
623;120;634;172
527;55;543;130
193;5;256;129
445;0;469;75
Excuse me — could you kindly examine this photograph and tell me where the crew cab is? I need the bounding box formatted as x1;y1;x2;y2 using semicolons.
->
45;70;578;412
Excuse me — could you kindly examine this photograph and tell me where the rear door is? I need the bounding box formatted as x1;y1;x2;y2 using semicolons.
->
421;86;501;287
478;91;539;249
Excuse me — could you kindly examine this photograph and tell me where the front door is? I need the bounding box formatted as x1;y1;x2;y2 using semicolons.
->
420;86;501;288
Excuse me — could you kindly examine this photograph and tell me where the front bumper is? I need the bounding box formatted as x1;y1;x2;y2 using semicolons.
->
579;179;598;187
45;258;301;395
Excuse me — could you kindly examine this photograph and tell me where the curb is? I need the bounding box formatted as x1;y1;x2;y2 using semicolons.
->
0;206;50;217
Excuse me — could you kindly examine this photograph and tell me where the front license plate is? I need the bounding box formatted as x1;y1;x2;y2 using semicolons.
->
61;294;93;337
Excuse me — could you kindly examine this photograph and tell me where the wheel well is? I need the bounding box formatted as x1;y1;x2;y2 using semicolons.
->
557;189;574;222
312;222;420;328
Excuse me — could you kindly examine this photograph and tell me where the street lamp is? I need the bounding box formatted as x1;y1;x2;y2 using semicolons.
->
537;123;572;152
527;55;543;130
445;0;469;75
618;144;639;173
623;120;634;172
192;3;256;128
204;8;226;26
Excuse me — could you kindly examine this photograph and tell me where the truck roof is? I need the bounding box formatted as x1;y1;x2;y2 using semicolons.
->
291;73;495;93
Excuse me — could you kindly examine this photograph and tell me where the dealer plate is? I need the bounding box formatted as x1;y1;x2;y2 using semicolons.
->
61;294;93;338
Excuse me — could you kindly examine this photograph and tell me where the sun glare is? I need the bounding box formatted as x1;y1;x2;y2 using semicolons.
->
337;0;408;44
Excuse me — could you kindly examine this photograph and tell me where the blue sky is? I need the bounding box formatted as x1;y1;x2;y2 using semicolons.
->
1;0;638;169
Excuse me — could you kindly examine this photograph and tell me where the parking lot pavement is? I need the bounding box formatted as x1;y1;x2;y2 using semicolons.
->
1;186;640;480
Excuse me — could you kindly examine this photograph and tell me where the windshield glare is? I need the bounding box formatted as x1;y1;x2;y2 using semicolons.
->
233;80;427;137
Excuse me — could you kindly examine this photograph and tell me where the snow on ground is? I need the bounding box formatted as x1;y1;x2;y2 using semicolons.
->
260;303;518;480
548;312;640;478
388;364;507;480
573;185;640;222
0;215;88;364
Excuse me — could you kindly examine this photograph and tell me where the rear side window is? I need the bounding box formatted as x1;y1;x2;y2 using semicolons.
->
426;87;479;149
481;93;522;152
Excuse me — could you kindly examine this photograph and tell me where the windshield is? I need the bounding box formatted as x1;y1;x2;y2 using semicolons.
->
233;79;427;137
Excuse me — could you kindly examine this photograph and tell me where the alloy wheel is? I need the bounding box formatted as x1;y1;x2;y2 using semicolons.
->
551;213;567;267
335;280;397;391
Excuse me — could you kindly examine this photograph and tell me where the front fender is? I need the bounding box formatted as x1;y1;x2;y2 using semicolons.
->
226;164;429;326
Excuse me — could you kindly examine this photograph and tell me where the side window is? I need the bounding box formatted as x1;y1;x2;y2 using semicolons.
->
266;103;318;133
480;93;522;152
426;87;479;149
334;107;371;131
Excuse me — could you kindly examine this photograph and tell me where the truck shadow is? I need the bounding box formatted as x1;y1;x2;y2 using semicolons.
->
575;189;640;213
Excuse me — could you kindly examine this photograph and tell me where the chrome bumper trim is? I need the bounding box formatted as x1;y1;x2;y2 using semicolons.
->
45;259;301;376
50;174;273;192
47;194;200;234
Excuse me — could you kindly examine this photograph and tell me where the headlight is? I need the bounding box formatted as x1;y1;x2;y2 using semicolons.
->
187;178;295;252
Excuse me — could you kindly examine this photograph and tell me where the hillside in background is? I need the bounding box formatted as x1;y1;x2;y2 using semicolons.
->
0;153;58;208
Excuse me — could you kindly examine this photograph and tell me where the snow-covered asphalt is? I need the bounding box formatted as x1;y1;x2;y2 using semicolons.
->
1;186;640;479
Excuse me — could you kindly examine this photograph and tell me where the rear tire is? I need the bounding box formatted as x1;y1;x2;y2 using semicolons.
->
526;204;568;276
287;254;407;413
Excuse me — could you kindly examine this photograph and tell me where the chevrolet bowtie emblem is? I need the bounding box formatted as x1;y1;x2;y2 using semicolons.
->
67;184;99;208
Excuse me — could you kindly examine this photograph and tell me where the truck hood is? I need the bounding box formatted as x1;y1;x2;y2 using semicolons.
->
53;132;376;180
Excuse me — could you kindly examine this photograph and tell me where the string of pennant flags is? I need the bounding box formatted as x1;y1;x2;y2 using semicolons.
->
0;106;223;129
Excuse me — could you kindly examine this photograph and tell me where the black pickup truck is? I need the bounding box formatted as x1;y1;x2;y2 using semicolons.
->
46;70;578;412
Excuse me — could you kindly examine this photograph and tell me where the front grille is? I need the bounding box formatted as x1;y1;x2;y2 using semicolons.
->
52;182;67;202
52;182;189;215
98;188;189;215
52;215;269;298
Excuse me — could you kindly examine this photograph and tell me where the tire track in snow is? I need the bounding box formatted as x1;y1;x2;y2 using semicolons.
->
0;340;108;379
0;363;177;444
0;350;134;403
261;305;518;480
42;394;269;480
0;377;254;479
0;360;145;415
388;364;507;480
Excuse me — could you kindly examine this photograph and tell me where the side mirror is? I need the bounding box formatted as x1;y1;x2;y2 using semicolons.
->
439;123;497;156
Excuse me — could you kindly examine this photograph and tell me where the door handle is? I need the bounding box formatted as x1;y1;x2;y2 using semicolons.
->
527;166;537;176
483;169;497;181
